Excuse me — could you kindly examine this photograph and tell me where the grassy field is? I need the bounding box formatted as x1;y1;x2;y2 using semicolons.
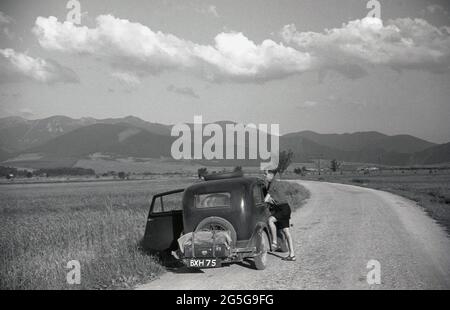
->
0;175;309;290
0;177;193;289
296;170;450;234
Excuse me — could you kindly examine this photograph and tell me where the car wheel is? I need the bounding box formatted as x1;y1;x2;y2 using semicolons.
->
254;231;269;270
195;216;237;246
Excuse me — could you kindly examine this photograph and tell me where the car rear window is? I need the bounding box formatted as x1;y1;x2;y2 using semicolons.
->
194;192;231;209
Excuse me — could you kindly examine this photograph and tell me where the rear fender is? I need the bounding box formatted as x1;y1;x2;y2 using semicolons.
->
248;222;271;250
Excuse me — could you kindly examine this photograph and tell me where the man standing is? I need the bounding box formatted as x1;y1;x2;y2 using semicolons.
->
263;169;296;261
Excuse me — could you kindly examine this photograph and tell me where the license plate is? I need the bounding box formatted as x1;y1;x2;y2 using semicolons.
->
187;258;221;268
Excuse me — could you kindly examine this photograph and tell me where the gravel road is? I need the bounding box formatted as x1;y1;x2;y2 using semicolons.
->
136;180;450;290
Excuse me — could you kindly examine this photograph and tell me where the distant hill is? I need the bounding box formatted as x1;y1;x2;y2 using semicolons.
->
0;115;96;152
1;115;449;167
20;121;258;162
0;116;29;130
0;147;10;162
96;115;172;136
279;135;412;165
283;131;436;153
409;142;450;165
0;115;171;152
279;135;342;162
0;116;31;152
27;123;173;158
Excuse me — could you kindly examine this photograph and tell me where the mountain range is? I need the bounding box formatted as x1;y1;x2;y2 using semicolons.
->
0;115;449;167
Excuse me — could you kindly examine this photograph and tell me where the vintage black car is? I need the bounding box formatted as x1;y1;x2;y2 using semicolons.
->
143;172;288;270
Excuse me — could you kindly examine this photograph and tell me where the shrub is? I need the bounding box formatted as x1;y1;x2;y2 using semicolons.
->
35;167;95;177
197;167;208;179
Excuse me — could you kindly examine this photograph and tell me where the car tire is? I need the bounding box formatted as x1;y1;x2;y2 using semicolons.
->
195;216;237;246
254;231;269;270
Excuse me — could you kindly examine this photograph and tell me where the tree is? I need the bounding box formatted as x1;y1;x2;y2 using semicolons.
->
26;171;33;178
293;168;303;175
35;167;95;177
330;159;341;173
197;167;208;179
277;149;294;179
0;166;18;177
233;166;242;172
292;166;308;175
118;171;126;179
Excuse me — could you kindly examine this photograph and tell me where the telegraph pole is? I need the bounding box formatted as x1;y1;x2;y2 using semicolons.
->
317;153;323;175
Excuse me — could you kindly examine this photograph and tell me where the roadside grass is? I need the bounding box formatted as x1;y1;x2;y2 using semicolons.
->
0;177;193;289
279;180;310;211
297;172;450;234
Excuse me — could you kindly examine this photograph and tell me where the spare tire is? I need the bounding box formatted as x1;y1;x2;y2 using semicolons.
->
203;171;243;181
195;216;237;246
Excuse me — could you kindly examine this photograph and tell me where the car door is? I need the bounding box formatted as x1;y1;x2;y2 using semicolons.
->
142;189;184;252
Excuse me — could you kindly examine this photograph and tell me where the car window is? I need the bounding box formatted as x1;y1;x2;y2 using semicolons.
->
253;185;264;204
151;191;184;213
195;192;231;209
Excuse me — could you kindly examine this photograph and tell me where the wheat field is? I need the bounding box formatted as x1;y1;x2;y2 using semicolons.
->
0;177;193;289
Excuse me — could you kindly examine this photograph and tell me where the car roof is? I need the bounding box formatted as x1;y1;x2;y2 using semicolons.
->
186;176;263;193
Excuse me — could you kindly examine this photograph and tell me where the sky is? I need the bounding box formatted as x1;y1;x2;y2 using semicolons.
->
0;0;449;143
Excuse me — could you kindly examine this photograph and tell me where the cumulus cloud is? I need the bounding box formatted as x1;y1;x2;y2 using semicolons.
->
0;48;79;84
281;17;450;74
32;15;450;83
33;15;313;83
167;84;199;99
